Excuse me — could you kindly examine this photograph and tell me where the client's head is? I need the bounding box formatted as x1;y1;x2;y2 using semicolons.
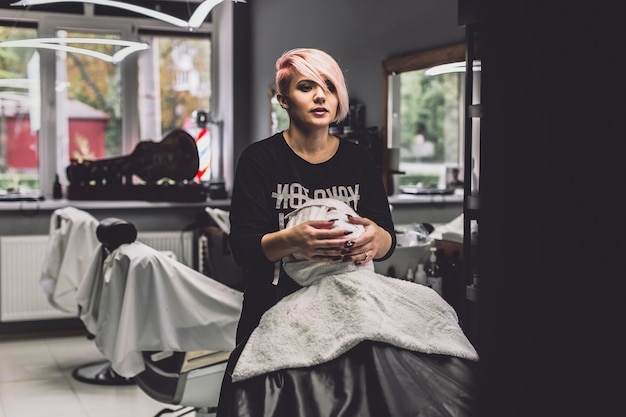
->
282;198;373;286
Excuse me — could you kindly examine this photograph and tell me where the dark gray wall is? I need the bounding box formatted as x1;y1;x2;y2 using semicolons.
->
242;0;463;145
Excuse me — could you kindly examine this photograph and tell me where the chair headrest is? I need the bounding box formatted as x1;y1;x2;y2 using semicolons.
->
96;218;138;250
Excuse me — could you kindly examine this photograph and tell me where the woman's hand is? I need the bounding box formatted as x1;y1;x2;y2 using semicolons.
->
262;216;392;265
341;215;393;265
261;220;355;263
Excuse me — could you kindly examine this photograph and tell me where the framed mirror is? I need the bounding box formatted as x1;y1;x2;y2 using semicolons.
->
381;43;470;195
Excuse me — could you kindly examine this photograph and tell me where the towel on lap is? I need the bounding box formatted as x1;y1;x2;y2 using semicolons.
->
232;198;478;382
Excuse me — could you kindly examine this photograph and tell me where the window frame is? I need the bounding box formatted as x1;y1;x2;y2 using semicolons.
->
0;3;217;198
381;43;466;195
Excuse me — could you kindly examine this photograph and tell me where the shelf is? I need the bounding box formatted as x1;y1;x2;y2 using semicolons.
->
462;22;481;339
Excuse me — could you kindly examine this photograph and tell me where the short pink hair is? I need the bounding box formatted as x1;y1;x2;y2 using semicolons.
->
275;48;350;123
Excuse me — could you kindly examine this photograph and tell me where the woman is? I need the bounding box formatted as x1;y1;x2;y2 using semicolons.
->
217;48;477;417
227;48;395;344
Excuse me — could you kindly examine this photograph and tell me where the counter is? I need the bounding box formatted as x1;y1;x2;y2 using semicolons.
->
0;195;461;326
0;199;231;236
0;193;462;235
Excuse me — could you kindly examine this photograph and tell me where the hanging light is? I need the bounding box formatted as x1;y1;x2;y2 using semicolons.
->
0;79;31;89
0;79;32;103
0;92;30;103
11;0;245;31
0;38;149;64
6;1;246;62
425;60;482;76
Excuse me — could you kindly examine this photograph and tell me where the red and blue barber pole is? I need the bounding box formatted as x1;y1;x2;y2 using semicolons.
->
195;126;211;182
185;110;211;183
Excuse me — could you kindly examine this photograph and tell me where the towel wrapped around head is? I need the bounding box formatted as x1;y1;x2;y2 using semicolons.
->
231;198;478;382
281;198;371;286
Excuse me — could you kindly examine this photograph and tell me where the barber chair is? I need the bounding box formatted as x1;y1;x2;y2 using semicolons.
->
135;350;230;417
196;207;245;292
78;217;242;417
41;207;99;315
41;206;132;385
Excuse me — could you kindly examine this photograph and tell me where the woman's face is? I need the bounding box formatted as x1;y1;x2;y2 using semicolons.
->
279;73;339;129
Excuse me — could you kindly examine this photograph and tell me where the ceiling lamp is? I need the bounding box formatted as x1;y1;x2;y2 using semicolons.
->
11;0;244;31
0;92;30;103
0;78;31;89
425;61;482;76
0;38;149;64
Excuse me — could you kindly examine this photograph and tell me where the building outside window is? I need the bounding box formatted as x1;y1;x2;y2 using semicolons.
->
0;6;213;196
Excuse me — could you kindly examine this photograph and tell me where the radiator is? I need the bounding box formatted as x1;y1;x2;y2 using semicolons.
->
0;231;194;322
0;235;65;322
137;231;194;268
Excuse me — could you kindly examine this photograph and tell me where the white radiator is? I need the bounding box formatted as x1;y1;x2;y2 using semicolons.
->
0;231;194;322
0;235;66;322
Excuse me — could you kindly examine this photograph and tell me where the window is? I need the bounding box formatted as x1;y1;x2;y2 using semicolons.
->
138;32;212;140
137;32;212;181
383;44;478;193
0;24;39;194
0;3;214;196
57;30;124;164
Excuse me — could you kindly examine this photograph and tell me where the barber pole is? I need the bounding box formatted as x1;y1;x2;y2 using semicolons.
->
195;126;211;182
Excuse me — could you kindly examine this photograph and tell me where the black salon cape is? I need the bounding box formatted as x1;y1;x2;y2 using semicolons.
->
216;338;476;417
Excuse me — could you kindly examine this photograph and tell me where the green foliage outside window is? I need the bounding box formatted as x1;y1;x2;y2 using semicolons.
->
399;70;460;163
396;68;461;188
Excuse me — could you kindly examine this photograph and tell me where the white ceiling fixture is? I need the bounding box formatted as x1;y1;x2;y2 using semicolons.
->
425;61;482;76
11;0;245;31
0;92;30;103
0;38;149;64
0;79;31;89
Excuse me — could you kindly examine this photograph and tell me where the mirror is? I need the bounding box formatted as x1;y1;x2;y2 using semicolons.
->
381;43;468;195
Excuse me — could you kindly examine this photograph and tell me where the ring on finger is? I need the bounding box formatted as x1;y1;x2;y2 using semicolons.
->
364;251;369;260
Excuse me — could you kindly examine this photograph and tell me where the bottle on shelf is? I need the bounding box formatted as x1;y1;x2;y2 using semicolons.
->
406;267;414;282
415;263;427;285
425;247;443;296
53;174;63;199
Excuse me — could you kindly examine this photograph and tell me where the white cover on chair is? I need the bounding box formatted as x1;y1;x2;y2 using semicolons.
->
40;207;100;314
76;241;243;378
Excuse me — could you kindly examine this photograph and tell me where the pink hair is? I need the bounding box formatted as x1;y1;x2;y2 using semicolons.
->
275;48;350;123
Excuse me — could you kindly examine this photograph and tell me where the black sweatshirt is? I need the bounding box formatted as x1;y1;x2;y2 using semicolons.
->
229;132;395;342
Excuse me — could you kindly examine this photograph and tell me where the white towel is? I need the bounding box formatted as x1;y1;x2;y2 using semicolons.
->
231;198;478;382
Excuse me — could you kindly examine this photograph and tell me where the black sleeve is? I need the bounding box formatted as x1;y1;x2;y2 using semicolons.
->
228;144;277;272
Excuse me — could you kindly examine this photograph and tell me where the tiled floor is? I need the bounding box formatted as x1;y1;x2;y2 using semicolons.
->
0;333;204;417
